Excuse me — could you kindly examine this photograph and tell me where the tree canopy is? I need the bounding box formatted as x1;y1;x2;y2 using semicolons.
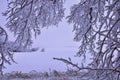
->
0;0;120;79
67;0;120;79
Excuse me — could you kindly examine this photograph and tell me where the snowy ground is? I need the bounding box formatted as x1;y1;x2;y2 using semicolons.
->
2;77;88;80
2;70;91;80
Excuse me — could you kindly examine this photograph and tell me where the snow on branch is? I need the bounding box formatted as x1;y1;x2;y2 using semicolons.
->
66;0;120;79
3;0;65;49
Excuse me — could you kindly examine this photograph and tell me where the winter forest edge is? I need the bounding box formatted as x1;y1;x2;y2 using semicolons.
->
0;0;120;80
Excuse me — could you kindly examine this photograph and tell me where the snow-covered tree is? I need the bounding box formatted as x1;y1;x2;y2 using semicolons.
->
66;0;120;79
0;0;65;75
54;0;120;80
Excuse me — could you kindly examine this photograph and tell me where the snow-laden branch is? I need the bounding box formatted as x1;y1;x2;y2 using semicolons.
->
3;0;65;49
67;0;120;79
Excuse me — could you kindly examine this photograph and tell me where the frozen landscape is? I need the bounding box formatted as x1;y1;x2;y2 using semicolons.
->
0;0;120;80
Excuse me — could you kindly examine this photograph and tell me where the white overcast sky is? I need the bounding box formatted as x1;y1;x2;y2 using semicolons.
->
0;0;89;73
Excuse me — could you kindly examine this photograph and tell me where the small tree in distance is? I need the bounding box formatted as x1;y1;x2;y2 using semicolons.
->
0;0;120;80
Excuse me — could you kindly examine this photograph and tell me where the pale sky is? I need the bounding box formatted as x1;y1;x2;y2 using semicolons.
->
0;0;87;73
